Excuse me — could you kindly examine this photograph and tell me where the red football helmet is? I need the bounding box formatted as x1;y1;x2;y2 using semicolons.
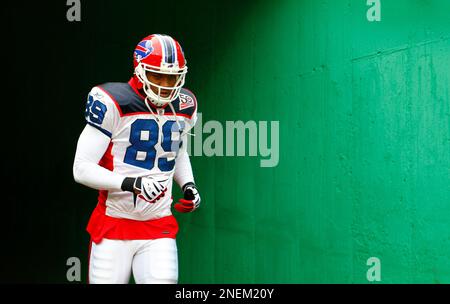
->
133;34;187;106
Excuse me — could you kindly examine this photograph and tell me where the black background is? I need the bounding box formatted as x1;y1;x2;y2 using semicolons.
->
1;0;254;283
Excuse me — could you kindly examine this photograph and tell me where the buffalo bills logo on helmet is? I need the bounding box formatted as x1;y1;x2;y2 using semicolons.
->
134;40;154;62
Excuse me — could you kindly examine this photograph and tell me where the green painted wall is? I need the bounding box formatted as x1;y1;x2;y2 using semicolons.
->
176;0;450;283
2;0;449;283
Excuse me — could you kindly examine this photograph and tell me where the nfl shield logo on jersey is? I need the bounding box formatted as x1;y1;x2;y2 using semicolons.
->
179;93;195;110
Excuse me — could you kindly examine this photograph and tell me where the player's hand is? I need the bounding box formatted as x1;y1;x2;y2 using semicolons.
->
134;176;168;203
174;182;201;213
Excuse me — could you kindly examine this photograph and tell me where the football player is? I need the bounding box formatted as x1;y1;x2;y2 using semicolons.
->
73;34;201;284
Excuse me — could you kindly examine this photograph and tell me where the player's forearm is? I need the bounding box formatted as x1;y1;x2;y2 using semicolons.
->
73;160;125;190
73;124;125;191
174;148;195;189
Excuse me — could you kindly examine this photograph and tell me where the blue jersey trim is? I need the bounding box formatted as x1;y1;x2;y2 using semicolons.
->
98;83;196;118
87;122;112;138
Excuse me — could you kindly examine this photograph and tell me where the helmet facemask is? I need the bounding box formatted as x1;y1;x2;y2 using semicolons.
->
135;62;187;107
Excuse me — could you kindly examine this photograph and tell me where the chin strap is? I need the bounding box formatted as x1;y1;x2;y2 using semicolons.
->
144;96;160;122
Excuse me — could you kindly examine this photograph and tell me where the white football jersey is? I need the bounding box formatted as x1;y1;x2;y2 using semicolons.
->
84;81;197;221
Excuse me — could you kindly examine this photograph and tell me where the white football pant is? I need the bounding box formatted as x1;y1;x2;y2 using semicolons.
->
89;238;178;284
